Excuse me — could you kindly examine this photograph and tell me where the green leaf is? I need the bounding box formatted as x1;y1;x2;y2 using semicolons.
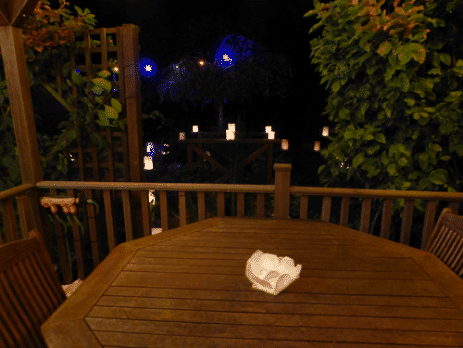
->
364;134;374;141
104;105;119;120
401;181;412;190
92;78;112;93
427;67;441;75
429;170;446;185
440;53;452;66
419;152;428;170
429;143;442;152
339;107;350;119
404;98;415;106
375;133;386;144
408;171;421;180
444;91;462;102
74;5;84;15
377;41;392;57
440;155;451;161
98;70;112;79
353;153;365;168
387;163;398;176
111;98;122;113
332;80;341;93
318;165;326;174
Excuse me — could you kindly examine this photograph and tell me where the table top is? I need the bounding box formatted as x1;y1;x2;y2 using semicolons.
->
41;217;463;347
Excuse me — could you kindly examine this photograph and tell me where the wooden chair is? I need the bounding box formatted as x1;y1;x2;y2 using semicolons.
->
0;229;67;348
425;207;463;277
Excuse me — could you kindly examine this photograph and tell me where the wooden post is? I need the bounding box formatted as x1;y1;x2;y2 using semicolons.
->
122;23;149;238
273;163;291;220
0;25;47;245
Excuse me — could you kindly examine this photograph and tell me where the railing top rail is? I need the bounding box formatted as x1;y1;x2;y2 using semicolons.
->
36;181;275;193
291;186;463;201
0;184;35;201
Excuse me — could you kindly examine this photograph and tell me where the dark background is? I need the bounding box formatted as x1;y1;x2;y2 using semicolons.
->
32;0;330;186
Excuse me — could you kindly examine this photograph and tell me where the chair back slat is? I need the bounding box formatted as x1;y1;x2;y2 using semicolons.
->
0;229;66;348
426;208;463;277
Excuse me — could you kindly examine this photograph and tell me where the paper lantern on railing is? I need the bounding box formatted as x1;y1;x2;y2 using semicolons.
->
148;190;156;205
281;139;289;151
192;125;199;133
144;156;153;170
322;126;329;137
179;132;186;140
226;129;235;140
265;126;272;134
268;131;275;140
314;141;321;152
228;123;235;132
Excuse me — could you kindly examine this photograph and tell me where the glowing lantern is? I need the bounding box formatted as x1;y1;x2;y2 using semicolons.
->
268;131;275;140
192;125;199;133
265;126;272;134
226;129;235;140
281;139;289;151
198;60;205;66
314;141;321;152
228;123;235;132
144;156;153;170
146;142;154;153
179;132;186;140
322;126;329;137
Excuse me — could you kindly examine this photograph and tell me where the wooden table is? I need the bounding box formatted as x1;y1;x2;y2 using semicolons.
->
41;217;463;347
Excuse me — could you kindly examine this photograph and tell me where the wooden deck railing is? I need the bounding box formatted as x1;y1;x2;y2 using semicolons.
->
2;163;463;284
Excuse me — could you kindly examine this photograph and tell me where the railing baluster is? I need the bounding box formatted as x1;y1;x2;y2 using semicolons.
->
421;200;438;249
67;189;86;280
103;189;116;252
300;195;308;220
448;201;460;214
217;192;225;217
178;191;187;226
50;189;72;284
257;193;265;218
141;190;151;237
121;190;133;241
160;191;168;231
198;192;206;221
237;192;245;217
16;194;33;239
380;199;394;239
360;198;372;234
85;189;101;267
400;200;414;245
321;196;331;222
340;197;350;226
2;198;18;242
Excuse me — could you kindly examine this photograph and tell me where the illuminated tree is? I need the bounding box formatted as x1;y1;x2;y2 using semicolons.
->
157;34;293;131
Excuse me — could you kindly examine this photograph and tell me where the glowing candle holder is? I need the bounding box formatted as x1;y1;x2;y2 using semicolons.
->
268;131;275;140
144;156;153;170
192;125;198;133
281;139;289;151
322;126;329;137
314;141;321;152
265;126;272;134
226;129;235;140
179;132;186;140
228;123;235;132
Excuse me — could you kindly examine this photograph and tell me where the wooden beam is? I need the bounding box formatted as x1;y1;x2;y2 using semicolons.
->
0;25;45;241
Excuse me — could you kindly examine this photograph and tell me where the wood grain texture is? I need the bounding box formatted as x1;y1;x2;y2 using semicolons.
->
42;217;463;347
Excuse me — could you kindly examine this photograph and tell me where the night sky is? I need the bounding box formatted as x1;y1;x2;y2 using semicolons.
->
35;0;330;185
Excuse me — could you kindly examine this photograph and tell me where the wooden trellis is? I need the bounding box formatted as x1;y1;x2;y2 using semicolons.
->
39;26;135;183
